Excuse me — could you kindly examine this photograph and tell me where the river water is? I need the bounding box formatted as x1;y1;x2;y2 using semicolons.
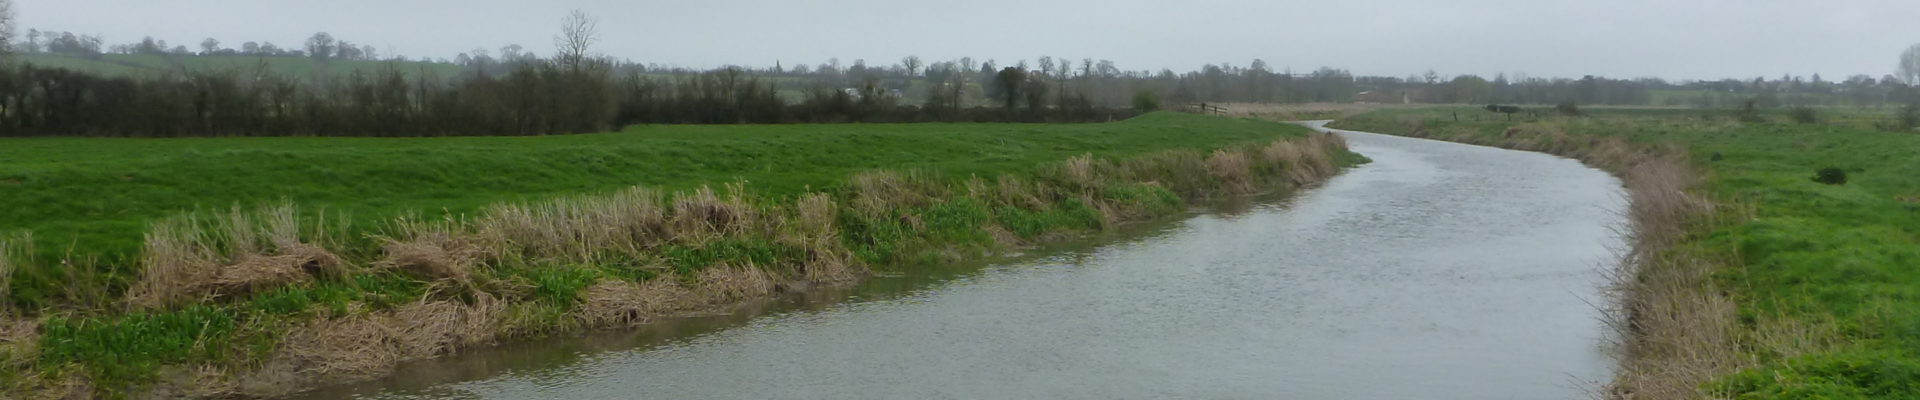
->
293;123;1624;400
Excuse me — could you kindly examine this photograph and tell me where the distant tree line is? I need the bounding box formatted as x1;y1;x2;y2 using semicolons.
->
0;57;1158;138
6;7;1918;138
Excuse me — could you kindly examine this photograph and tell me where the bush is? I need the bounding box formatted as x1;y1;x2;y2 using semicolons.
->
1888;103;1920;133
1133;90;1160;112
1789;107;1819;124
1736;99;1765;123
1812;168;1847;185
1554;100;1583;116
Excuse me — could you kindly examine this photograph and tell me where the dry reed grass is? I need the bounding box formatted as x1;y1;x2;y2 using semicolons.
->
1206;149;1254;194
1122;150;1212;196
477;186;668;264
127;216;221;309
576;278;692;327
378;217;485;282
668;184;757;245
1602;152;1746;400
995;175;1049;210
784;193;861;283
793;192;838;241
282;293;503;378
1050;153;1112;193
694;264;775;303
128;204;345;308
848;170;944;218
1261;141;1315;185
0;318;38;375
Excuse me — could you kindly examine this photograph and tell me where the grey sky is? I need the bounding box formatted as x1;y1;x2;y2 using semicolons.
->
16;0;1920;82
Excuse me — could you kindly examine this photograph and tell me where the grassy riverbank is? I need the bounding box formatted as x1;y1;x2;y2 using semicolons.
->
1333;106;1920;399
0;112;1363;398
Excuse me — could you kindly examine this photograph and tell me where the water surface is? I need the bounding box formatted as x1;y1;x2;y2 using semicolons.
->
296;123;1624;400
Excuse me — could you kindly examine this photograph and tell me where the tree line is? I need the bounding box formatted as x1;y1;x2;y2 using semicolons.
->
0;57;1162;138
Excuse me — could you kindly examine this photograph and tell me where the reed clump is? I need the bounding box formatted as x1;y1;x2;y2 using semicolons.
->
1206;149;1254;194
378;217;486;283
128;203;345;309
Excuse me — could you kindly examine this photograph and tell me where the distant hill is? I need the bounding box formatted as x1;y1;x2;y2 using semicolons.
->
12;53;468;79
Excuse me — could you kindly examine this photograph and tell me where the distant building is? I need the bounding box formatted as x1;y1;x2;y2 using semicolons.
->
1356;89;1424;104
1355;91;1399;104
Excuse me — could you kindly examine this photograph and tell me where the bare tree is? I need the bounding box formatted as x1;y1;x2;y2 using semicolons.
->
1900;43;1920;85
200;38;221;55
901;56;922;77
556;9;598;71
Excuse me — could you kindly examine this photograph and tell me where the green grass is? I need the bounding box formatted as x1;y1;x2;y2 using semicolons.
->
0;112;1301;303
0;113;1286;257
37;305;239;390
1336;106;1920;398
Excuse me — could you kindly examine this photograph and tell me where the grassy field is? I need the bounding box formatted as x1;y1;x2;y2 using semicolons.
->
0;112;1304;302
0;112;1363;397
1333;106;1920;398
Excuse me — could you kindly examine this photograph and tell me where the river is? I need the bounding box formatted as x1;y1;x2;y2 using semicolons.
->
291;122;1624;400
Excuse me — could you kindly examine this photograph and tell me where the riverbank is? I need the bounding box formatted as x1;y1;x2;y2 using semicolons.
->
309;122;1622;400
1331;107;1920;399
0;112;1364;398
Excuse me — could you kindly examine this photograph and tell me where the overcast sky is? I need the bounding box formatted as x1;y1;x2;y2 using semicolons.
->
15;0;1920;82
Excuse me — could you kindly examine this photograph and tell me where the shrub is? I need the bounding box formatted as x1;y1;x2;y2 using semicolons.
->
1789;107;1818;124
1736;99;1764;123
1132;90;1160;112
1554;100;1583;116
1811;168;1847;185
1889;103;1920;133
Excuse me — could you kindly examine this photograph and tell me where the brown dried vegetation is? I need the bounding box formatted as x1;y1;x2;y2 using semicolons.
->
281;293;504;378
128;203;345;309
1206;149;1254;194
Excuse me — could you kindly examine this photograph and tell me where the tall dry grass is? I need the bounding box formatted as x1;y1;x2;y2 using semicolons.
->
1048;153;1113;193
128;204;343;308
1206;149;1254;194
847;171;946;218
693;264;777;304
378;216;485;282
127;215;221;309
477;186;668;264
281;292;504;378
786;193;857;283
668;184;759;245
576;278;692;327
1601;152;1742;399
